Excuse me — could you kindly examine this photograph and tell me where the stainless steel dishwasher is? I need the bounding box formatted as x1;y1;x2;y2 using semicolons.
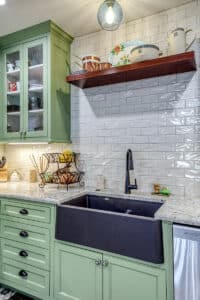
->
173;224;200;300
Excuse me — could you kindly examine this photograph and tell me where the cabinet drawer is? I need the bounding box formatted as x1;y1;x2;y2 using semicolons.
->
1;220;50;249
1;239;50;270
1;199;51;224
1;258;49;298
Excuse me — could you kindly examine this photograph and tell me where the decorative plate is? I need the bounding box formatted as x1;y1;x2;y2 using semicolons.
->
108;40;145;67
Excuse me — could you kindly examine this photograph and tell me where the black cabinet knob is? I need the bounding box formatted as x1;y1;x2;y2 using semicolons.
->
19;250;28;257
19;231;29;238
19;208;29;215
19;270;28;278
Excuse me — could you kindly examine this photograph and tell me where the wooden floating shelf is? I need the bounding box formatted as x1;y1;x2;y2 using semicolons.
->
66;51;196;89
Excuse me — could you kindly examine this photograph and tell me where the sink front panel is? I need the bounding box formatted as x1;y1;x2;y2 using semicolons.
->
56;197;163;264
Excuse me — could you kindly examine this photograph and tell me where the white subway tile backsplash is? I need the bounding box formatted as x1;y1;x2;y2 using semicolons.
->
2;1;200;199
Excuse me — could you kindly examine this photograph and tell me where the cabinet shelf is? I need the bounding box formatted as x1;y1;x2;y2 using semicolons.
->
28;64;43;80
7;111;20;115
66;51;196;89
7;69;20;76
28;86;43;92
28;109;43;113
7;91;20;95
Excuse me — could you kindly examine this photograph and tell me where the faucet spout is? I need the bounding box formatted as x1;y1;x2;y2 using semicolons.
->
125;149;138;194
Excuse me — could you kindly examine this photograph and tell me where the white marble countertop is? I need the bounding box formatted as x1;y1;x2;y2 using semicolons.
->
0;182;200;227
155;198;200;227
0;182;85;204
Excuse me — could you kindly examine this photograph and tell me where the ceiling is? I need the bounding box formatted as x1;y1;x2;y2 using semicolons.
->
0;0;193;38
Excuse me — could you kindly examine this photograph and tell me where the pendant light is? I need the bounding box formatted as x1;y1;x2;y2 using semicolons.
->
0;0;6;5
97;0;123;31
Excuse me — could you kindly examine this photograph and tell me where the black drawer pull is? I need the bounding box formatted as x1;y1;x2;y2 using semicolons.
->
19;270;28;278
19;208;29;215
19;250;28;257
19;231;29;238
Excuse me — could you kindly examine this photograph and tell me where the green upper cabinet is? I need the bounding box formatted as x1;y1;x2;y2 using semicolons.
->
0;20;73;143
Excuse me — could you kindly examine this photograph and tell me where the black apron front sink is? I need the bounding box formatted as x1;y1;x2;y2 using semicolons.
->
56;194;164;264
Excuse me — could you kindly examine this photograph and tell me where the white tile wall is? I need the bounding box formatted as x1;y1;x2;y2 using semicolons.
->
3;1;200;199
70;1;200;199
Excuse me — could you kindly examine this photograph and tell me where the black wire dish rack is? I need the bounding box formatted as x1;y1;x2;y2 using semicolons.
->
31;152;84;189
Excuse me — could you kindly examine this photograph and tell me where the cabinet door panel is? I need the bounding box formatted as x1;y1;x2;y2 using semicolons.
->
2;239;50;270
1;199;51;224
23;38;48;138
103;255;166;300
1;219;50;249
1;258;49;298
2;46;23;138
54;243;102;300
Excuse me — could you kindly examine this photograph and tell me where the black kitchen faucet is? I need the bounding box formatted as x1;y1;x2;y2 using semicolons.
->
125;149;138;194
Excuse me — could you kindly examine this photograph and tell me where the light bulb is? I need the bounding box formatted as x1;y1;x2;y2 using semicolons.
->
0;0;5;5
97;0;123;31
105;6;115;25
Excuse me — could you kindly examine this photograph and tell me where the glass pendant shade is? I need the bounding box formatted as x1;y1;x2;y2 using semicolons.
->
97;0;123;31
0;0;5;5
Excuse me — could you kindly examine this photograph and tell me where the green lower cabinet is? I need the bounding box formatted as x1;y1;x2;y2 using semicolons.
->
1;258;49;299
54;243;102;300
103;255;167;300
54;242;167;300
1;239;50;271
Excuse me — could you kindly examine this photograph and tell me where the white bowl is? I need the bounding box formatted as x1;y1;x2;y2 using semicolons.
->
130;44;160;63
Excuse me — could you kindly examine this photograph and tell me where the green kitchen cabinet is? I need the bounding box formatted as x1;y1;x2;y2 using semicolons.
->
54;242;167;300
54;243;103;300
0;20;73;143
0;197;56;300
103;255;166;300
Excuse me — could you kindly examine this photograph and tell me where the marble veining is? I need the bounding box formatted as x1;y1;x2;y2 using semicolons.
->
155;199;200;227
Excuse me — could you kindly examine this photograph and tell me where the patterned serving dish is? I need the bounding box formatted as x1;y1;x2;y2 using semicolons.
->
108;40;144;66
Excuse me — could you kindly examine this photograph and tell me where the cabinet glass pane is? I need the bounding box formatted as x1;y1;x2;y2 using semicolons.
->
27;44;44;132
6;51;21;133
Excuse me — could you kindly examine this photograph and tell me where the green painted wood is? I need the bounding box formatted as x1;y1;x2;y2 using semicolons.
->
1;257;49;298
54;242;102;300
1;239;50;271
162;221;174;300
1;199;51;224
23;37;48;139
49;25;71;143
1;219;50;249
0;20;73;50
2;45;24;139
0;53;3;138
0;20;73;143
0;198;57;300
103;254;167;300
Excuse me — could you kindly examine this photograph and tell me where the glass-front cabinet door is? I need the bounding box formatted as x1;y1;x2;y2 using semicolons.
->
3;47;23;138
2;38;48;140
24;38;47;138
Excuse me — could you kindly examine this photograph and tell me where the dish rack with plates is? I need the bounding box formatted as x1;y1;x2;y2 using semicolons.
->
31;152;84;189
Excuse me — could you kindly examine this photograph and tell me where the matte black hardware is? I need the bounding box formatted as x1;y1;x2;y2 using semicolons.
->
19;270;28;278
19;250;28;257
19;208;29;215
19;231;29;238
125;149;138;194
95;259;102;266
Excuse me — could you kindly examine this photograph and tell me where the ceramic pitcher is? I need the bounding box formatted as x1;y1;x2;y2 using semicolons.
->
168;28;195;55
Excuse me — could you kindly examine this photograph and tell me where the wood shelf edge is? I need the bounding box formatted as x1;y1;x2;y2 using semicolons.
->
66;51;196;89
